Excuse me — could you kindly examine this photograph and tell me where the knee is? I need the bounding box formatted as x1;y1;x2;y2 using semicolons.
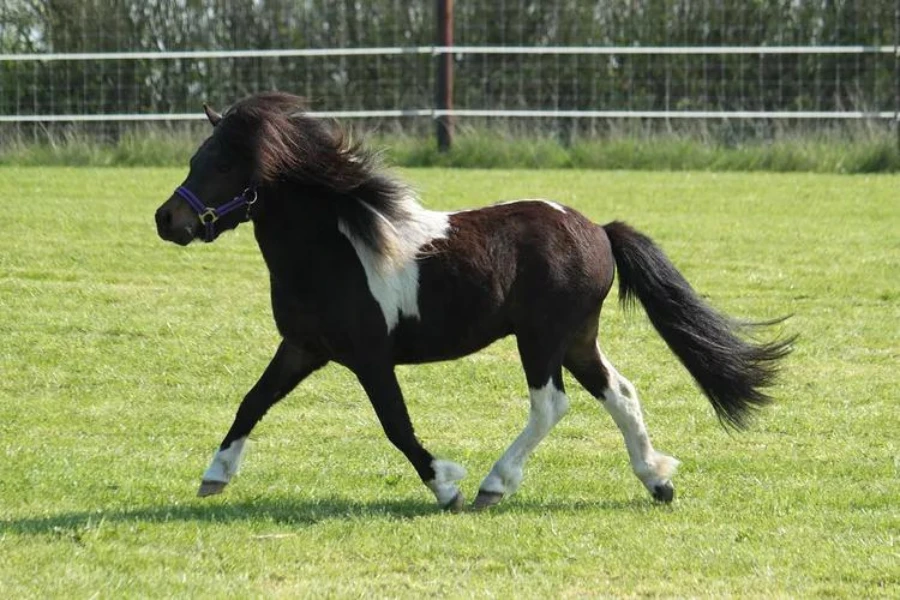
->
552;391;570;422
530;392;569;430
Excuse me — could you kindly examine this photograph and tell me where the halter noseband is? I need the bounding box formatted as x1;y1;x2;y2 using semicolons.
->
174;186;258;242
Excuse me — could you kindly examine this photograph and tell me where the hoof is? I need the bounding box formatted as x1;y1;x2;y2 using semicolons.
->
442;491;465;513
198;480;228;497
651;481;675;503
472;489;504;511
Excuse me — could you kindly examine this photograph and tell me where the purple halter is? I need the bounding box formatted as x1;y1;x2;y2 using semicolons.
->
174;186;258;242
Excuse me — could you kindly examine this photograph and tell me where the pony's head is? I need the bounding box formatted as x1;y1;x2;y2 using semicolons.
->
155;92;360;245
155;92;426;271
155;100;252;244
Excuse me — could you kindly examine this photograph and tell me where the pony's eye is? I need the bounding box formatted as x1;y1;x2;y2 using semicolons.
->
215;159;232;173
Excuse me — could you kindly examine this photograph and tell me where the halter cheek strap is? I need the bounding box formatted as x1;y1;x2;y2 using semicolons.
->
174;186;258;242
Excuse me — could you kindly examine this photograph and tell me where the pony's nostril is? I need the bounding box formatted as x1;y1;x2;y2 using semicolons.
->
155;208;172;231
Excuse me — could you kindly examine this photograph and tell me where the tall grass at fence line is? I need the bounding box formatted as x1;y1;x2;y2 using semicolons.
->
0;125;202;167
1;120;897;173
379;119;900;173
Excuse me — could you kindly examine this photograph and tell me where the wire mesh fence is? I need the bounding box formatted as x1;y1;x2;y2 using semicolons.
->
1;0;897;143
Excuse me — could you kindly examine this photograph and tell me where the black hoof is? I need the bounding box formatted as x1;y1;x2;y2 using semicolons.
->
198;480;227;497
442;491;465;513
651;481;675;503
472;489;504;511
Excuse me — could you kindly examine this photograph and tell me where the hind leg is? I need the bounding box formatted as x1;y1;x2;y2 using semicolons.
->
565;340;679;502
474;336;570;509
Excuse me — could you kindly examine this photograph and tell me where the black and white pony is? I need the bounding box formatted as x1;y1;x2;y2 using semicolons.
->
154;92;792;511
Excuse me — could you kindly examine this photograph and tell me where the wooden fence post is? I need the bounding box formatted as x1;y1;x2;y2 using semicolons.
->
436;0;454;151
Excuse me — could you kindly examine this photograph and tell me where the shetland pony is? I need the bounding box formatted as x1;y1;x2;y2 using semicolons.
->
155;92;792;511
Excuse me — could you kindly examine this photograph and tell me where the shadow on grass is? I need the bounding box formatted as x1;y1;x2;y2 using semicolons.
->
1;494;655;536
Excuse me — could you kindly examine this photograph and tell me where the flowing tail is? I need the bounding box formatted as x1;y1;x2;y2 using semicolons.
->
602;221;795;429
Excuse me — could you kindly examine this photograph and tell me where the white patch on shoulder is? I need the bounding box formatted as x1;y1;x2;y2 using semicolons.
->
202;436;247;483
494;199;567;213
426;458;466;506
338;194;449;333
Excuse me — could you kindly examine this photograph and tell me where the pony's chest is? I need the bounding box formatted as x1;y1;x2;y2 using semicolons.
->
268;275;343;338
269;288;322;340
267;270;386;354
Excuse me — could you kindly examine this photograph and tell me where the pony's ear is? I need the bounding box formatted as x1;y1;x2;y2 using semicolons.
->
203;103;222;127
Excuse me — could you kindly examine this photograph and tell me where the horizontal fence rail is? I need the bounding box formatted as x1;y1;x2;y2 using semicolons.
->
2;45;896;62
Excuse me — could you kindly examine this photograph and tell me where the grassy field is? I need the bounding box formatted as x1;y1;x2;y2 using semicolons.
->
0;167;897;597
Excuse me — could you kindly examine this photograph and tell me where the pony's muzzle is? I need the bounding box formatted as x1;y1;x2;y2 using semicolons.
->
155;198;197;246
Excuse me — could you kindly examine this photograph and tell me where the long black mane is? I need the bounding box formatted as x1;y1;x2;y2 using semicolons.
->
218;92;423;268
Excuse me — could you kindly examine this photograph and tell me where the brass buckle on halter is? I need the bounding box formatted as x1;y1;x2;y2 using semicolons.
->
199;208;219;224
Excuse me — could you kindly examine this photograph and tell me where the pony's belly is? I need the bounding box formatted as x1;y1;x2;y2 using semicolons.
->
391;316;510;364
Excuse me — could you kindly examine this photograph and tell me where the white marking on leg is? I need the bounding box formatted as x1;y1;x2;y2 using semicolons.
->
480;379;570;495
202;437;247;483
338;194;449;333
598;351;679;492
425;458;467;506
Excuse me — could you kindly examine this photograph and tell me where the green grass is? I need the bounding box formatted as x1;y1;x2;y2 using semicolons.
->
0;167;897;597
2;125;899;172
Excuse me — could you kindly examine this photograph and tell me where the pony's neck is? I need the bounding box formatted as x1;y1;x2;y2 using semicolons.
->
251;181;342;268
